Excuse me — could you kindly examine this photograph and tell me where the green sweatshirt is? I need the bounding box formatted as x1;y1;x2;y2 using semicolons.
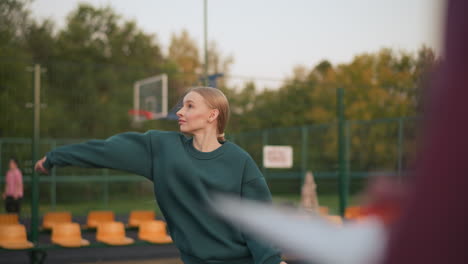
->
43;130;282;264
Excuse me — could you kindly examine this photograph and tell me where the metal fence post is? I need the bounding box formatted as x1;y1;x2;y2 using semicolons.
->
397;118;404;178
51;140;57;210
0;139;2;178
262;130;268;177
103;169;109;208
301;126;308;184
345;121;350;206
337;88;347;217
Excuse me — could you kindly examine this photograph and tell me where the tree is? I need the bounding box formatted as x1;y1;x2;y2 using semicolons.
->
206;41;234;88
226;47;436;172
39;3;165;138
168;29;201;93
167;30;234;106
0;0;33;137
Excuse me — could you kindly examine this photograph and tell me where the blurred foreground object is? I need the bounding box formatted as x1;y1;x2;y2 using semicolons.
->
359;177;405;226
214;1;468;263
382;0;468;263
213;195;386;264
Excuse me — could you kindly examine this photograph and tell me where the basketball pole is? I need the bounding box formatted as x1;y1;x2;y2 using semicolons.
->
29;64;43;264
203;0;209;86
30;64;41;244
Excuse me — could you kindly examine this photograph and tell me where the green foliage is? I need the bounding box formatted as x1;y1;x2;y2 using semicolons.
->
1;0;432;183
226;49;435;134
0;2;170;138
0;0;435;139
0;0;34;137
0;0;435;206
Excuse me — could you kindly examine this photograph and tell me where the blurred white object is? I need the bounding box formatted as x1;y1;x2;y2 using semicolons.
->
212;195;387;264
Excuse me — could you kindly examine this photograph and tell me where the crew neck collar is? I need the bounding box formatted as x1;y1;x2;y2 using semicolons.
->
185;137;228;160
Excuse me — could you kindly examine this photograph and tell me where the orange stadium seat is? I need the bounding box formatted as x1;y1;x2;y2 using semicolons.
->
345;206;364;220
360;202;401;225
0;213;19;225
97;221;134;245
52;223;89;247
0;224;34;249
128;210;155;227
42;212;72;229
138;220;173;244
86;211;115;228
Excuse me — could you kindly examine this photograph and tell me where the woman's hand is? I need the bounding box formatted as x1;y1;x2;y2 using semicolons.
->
34;156;49;175
280;261;288;264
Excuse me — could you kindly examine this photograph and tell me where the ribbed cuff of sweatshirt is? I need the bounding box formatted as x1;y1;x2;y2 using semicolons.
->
263;255;282;264
43;153;54;170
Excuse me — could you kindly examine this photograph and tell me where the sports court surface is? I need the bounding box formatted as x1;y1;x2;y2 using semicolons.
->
80;258;182;264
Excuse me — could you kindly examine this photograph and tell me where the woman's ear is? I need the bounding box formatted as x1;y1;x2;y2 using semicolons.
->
209;109;220;122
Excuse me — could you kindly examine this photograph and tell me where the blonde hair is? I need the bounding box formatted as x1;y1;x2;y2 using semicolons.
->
187;87;230;142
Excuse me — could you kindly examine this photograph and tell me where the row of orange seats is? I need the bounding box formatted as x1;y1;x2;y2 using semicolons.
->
1;206;385;228
345;205;400;225
52;220;172;247
0;220;172;250
0;211;172;250
306;205;397;226
0;210;160;228
42;210;159;229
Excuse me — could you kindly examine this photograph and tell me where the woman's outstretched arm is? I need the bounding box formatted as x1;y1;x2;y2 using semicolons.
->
35;131;154;180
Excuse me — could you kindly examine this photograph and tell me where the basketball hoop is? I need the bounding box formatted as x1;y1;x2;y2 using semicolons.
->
128;109;154;120
133;74;168;121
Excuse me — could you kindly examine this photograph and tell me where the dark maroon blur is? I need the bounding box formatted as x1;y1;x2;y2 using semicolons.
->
381;1;468;263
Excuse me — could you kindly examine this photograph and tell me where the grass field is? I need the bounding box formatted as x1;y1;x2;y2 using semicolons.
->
1;193;363;217
273;193;363;214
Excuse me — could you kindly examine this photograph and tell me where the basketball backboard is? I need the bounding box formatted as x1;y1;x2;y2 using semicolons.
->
132;74;168;122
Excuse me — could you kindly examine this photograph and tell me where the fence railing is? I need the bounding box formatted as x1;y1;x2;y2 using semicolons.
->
0;116;418;213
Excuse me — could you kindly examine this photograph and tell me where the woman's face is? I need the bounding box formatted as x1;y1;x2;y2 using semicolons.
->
9;160;17;169
176;92;213;134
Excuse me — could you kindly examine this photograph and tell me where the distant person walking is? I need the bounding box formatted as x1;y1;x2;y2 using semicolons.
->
2;158;23;214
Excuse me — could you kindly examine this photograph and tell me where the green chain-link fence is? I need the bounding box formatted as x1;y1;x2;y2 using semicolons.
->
1;61;418;218
231;116;418;212
0;116;418;216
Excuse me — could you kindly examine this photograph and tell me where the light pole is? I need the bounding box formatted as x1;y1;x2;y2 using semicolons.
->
203;0;208;85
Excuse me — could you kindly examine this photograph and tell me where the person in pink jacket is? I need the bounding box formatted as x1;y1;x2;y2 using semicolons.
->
2;158;23;214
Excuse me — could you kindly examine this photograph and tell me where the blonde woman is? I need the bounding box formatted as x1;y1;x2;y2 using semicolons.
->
35;87;286;264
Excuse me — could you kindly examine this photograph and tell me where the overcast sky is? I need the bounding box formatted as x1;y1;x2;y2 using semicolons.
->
30;0;444;89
